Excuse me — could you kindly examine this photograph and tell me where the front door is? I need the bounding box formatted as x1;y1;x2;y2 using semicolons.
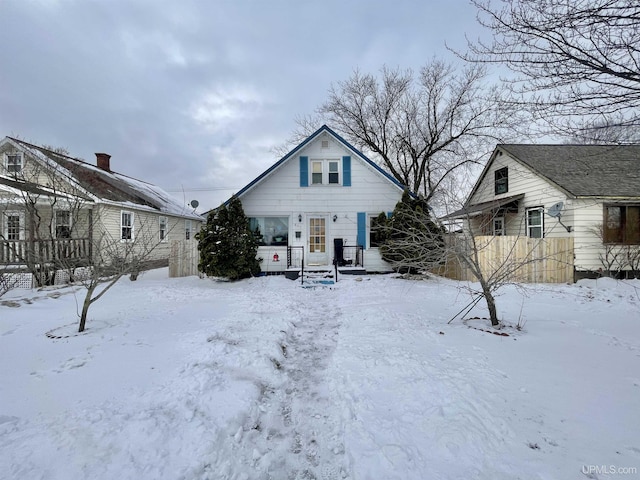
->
308;216;328;265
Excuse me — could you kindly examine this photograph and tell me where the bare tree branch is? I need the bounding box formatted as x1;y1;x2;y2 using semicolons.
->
462;0;640;135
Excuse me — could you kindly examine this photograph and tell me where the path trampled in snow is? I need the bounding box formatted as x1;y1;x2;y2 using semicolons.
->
1;270;640;480
205;284;349;480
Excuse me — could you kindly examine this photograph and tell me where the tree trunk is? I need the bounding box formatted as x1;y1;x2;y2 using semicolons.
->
78;283;96;332
480;280;499;326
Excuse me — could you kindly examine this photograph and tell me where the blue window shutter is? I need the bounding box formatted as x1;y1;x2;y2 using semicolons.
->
300;156;308;187
342;156;351;186
357;212;366;249
387;211;393;218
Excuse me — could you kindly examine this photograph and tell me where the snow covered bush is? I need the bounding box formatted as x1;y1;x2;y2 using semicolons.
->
196;195;262;280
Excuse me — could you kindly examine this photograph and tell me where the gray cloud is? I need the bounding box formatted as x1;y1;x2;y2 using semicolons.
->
0;0;482;210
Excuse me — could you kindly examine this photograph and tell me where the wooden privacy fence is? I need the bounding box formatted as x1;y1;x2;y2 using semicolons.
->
440;236;574;284
169;240;199;278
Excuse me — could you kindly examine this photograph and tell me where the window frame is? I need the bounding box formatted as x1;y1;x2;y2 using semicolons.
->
4;152;23;174
159;216;168;242
603;204;640;245
369;213;386;248
185;219;192;240
54;209;72;239
526;206;544;238
493;216;505;236
309;158;341;186
121;210;134;241
2;210;25;240
494;167;508;195
248;216;289;246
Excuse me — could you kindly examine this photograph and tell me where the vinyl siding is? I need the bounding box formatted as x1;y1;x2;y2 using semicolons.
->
97;205;202;264
467;149;640;275
469;152;572;239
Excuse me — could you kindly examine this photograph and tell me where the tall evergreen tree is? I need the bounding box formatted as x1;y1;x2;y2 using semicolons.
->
378;190;445;273
196;195;262;280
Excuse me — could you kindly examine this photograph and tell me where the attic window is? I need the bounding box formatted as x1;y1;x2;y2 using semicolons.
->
311;159;340;185
321;140;329;149
5;153;23;174
495;167;508;195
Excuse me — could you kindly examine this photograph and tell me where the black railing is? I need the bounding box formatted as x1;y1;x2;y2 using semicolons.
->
340;245;364;267
287;246;305;283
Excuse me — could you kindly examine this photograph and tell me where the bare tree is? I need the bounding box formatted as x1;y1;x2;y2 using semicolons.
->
378;203;573;326
590;223;640;278
568;117;640;144
285;60;518;203
72;217;164;333
464;0;640;137
1;146;169;330
1;158;90;287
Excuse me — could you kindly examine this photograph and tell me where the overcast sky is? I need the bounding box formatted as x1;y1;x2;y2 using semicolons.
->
0;0;485;211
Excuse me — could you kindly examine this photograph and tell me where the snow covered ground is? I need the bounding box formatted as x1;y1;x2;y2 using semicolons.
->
1;269;639;479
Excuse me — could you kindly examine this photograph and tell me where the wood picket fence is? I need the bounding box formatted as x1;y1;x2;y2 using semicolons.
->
169;240;199;278
438;236;574;284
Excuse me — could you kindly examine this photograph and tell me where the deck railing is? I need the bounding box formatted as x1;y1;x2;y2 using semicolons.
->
0;238;91;266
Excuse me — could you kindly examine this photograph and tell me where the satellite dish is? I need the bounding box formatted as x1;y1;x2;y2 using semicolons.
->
547;202;564;218
547;201;573;232
190;200;199;209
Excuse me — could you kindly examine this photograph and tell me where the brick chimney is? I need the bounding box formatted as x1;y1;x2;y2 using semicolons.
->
95;153;111;172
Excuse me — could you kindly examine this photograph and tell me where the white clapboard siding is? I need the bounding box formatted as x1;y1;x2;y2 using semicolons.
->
239;128;404;273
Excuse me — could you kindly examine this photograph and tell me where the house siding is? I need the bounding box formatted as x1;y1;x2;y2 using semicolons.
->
239;132;403;273
572;199;608;273
469;151;573;239
96;205;200;265
464;146;640;278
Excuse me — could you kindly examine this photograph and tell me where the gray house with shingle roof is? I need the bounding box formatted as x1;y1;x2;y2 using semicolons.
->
1;136;202;278
446;144;640;279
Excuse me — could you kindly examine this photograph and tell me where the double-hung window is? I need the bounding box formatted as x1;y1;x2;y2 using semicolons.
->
159;216;167;242
185;220;192;240
310;159;340;185
494;167;508;195
493;216;505;236
55;210;72;238
3;211;23;240
5;153;23;174
526;207;544;238
121;211;134;240
604;205;640;244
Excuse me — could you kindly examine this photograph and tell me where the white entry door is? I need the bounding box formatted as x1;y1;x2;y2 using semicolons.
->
308;216;328;266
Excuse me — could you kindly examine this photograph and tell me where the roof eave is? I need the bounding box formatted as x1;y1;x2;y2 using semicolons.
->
232;125;413;204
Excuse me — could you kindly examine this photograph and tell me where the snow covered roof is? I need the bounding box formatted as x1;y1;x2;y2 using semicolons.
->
3;137;202;220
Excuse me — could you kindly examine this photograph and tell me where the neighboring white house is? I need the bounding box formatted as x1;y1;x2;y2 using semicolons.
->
444;144;640;279
231;125;409;275
0;136;203;282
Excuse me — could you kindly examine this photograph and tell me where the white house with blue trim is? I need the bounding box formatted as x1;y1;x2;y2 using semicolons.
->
234;125;407;275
